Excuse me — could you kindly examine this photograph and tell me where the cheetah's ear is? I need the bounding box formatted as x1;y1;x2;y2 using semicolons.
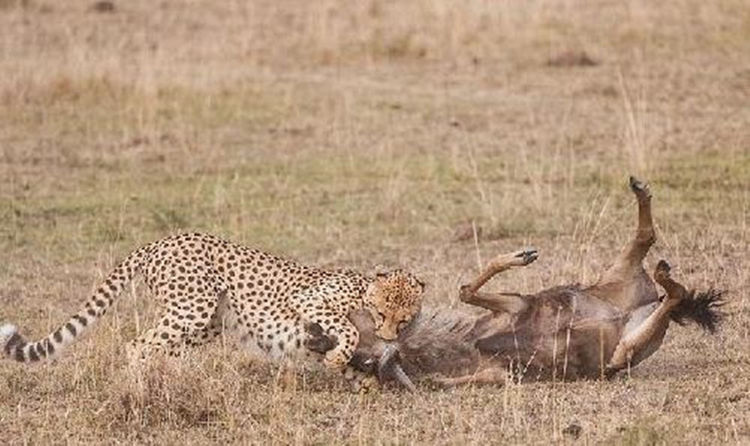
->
373;271;390;286
374;264;390;278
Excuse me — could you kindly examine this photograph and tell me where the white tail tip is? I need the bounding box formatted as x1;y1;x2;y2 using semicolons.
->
0;323;18;342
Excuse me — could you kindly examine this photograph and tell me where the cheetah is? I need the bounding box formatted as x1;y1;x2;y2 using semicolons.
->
0;233;425;376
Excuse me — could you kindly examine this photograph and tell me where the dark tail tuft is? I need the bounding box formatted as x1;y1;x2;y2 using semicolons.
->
669;288;726;334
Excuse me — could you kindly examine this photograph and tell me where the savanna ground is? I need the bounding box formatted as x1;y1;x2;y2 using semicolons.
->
0;0;748;444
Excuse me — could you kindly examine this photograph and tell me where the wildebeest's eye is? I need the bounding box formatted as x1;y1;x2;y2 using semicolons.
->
398;320;409;332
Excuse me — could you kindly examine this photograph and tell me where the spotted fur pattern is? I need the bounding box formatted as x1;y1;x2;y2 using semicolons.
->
0;233;424;372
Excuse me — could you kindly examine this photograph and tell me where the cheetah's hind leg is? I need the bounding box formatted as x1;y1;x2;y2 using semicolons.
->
127;279;223;360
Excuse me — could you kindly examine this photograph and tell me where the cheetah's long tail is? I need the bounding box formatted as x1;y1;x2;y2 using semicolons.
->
0;245;149;363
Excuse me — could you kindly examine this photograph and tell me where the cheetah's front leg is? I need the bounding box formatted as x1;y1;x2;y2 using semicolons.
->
303;320;379;392
303;313;359;369
294;286;361;370
317;317;359;370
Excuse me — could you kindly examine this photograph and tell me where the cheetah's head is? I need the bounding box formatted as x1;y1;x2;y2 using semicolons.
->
365;269;425;341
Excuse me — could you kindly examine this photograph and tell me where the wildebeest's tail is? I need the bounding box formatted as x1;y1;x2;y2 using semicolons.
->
669;288;726;333
0;245;149;363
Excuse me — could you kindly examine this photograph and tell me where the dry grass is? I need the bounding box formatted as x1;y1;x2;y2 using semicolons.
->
0;0;748;444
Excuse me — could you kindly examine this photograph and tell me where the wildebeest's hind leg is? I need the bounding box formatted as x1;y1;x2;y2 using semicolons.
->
655;261;725;333
653;260;690;301
430;366;508;388
605;260;685;377
458;249;538;315
593;177;659;310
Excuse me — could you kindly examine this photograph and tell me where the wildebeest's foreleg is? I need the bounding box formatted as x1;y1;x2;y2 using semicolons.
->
458;249;538;315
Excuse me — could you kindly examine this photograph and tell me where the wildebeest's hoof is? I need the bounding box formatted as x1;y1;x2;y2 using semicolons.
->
514;248;539;266
629;176;651;199
654;259;672;283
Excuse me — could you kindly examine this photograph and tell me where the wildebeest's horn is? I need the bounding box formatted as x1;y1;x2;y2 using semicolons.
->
378;343;416;392
391;362;416;392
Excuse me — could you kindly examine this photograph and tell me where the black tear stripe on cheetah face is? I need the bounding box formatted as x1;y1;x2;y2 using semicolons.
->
0;233;425;376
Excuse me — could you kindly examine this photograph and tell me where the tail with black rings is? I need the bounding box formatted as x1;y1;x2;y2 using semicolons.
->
0;245;149;363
